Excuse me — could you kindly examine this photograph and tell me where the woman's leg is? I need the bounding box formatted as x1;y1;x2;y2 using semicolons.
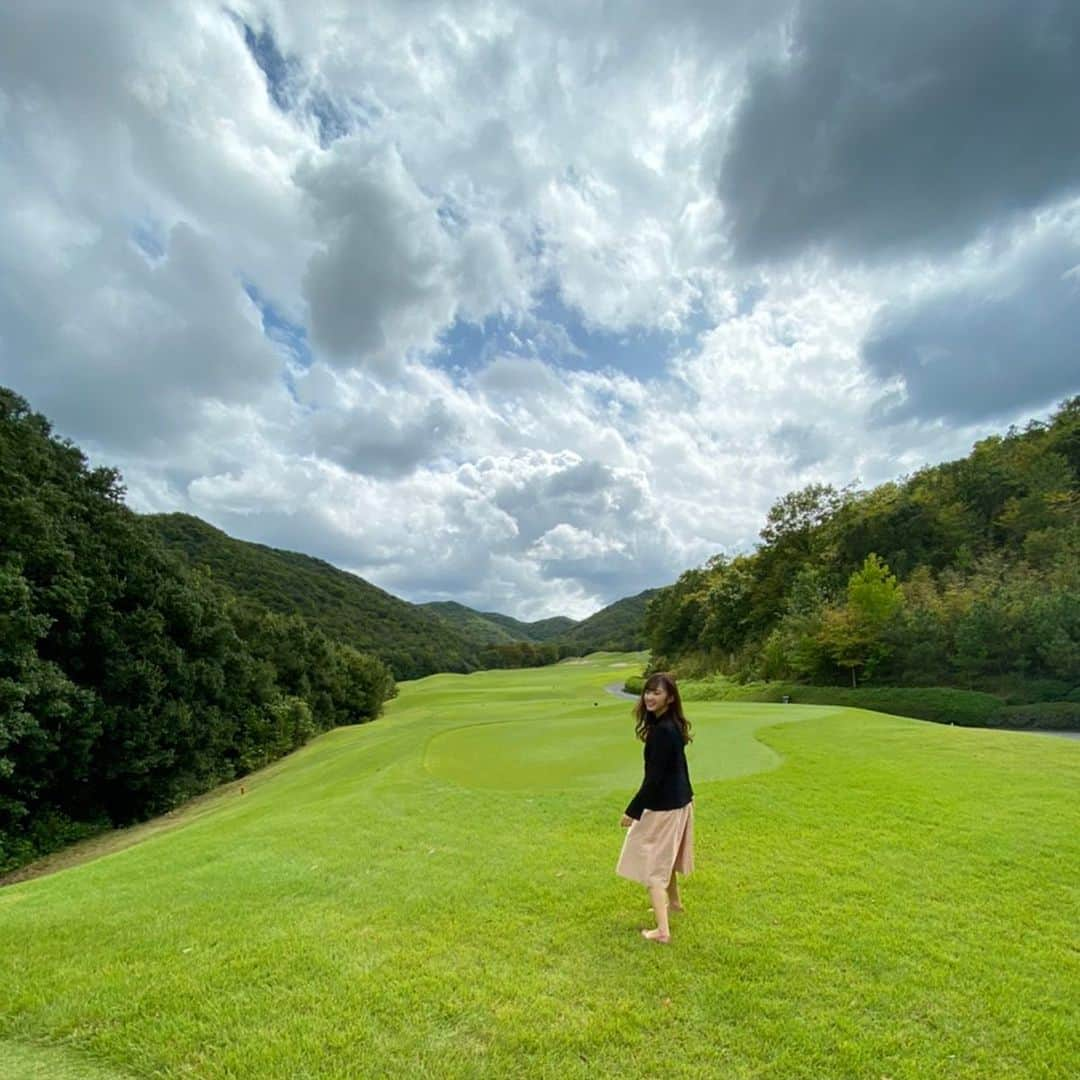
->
643;884;671;942
666;868;683;912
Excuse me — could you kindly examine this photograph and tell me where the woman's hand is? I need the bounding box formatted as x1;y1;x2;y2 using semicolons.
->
620;814;634;828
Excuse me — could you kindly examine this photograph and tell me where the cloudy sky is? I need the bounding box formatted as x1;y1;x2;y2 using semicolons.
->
3;1;1079;619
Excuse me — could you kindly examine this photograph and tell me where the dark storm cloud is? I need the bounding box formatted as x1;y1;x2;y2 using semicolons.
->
863;234;1080;424
718;0;1080;263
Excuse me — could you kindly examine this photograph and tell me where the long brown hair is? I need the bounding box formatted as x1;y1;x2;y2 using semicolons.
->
634;672;692;744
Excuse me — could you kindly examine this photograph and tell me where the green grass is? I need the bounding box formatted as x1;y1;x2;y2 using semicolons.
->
2;652;1078;1078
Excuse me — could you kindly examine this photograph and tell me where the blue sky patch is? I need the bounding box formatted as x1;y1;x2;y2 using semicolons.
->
532;287;709;379
238;20;297;112
243;282;312;374
234;15;354;146
309;91;353;147
130;221;165;261
436;286;711;380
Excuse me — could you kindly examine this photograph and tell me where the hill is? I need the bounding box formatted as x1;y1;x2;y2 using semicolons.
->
147;513;480;680
423;602;578;644
149;515;660;672
479;610;579;641
562;588;660;652
421;601;526;645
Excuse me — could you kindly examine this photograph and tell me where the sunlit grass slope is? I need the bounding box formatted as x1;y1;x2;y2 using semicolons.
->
1;653;1078;1079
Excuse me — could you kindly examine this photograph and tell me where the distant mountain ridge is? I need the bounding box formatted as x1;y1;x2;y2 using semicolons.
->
562;589;659;652
422;592;660;653
146;514;479;680
421;601;577;644
481;610;579;642
147;513;657;678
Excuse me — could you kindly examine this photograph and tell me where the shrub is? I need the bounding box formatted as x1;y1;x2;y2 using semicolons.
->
0;810;108;876
680;676;778;702
679;679;1005;727
976;677;1076;705
787;686;1003;727
985;702;1080;731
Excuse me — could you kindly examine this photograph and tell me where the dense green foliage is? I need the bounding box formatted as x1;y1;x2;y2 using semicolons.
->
426;596;655;657
501;614;580;641
0;389;394;872
986;701;1080;731
421;601;527;645
644;399;1080;723
152;519;655;675
422;601;577;646
468;607;578;642
476;640;581;668
150;514;481;680
422;599;652;665
562;588;659;652
679;677;1005;728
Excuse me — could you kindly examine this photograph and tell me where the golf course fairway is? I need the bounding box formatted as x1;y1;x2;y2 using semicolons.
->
1;653;1077;1078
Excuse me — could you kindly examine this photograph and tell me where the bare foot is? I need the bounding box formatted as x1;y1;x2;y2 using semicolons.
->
641;928;671;943
668;901;684;914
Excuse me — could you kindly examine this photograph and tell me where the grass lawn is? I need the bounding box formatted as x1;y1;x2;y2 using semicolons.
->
1;652;1077;1079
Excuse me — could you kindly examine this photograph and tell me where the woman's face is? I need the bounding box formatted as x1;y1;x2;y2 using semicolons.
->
643;684;671;715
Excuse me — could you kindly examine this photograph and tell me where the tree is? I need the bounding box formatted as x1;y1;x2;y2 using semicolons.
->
758;483;850;548
698;556;755;657
820;554;904;686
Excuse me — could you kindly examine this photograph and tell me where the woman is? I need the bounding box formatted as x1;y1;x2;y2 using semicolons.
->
616;672;695;943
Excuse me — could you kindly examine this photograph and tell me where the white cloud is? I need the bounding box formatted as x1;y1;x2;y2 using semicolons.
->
532;523;624;562
0;217;283;453
297;139;529;372
2;0;1076;624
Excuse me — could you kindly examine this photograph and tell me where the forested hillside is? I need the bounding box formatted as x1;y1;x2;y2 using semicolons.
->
421;601;577;645
0;389;395;872
477;610;578;642
422;601;523;645
564;589;659;652
149;515;482;680
645;398;1080;711
151;518;654;673
422;596;656;668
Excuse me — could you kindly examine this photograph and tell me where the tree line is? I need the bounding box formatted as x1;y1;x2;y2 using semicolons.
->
0;389;395;873
645;398;1080;705
150;517;657;676
477;641;581;668
149;513;484;682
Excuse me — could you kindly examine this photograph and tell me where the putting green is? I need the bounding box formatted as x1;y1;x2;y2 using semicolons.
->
422;702;840;791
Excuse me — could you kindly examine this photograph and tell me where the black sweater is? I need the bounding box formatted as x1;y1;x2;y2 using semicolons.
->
624;715;693;820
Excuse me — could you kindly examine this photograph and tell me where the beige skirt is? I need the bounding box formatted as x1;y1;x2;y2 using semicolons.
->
616;801;695;887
